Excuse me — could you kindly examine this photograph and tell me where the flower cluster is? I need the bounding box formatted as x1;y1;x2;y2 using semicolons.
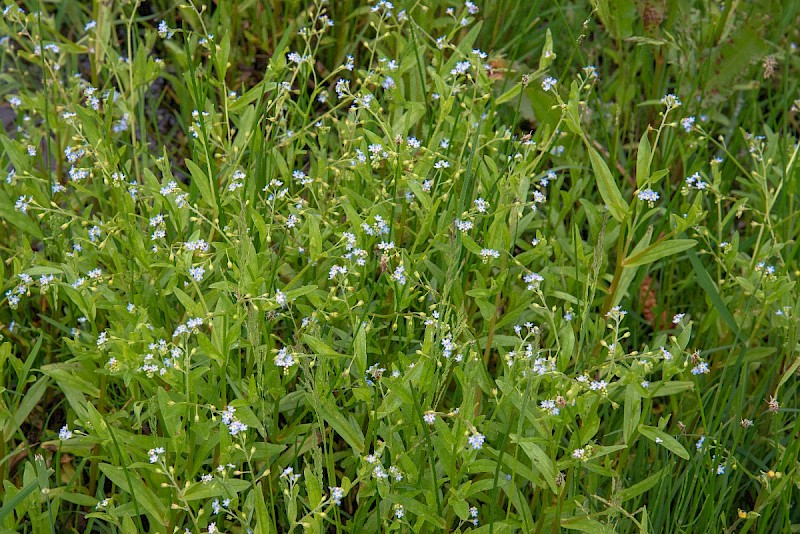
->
467;432;485;450
172;317;204;338
637;188;660;205
685;172;707;190
221;406;248;436
274;347;296;372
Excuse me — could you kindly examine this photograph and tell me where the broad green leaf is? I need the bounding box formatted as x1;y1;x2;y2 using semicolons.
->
558;322;575;370
495;83;522;105
303;335;343;358
182;478;251;501
315;398;364;453
622;238;696;267
0;134;28;170
304;466;323;508
587;146;628;222
460;234;483;256
516;439;558;493
0;479;39;522
0;190;43;239
172;287;199;315
98;464;168;525
186;159;216;213
611;226;653;308
55;490;98;507
41;364;100;397
617;468;665;502
651;381;693;397
229;81;277;112
649;168;669;185
255;482;275;533
623;384;641;444
561;515;616;534
686;247;740;337
384;493;445;529
590;444;626;459
4;376;49;441
228;402;267;437
308;213;322;259
540;28;555;69
638;425;690;460
565;81;583;135
285;284;317;301
592;0;636;40
777;353;800;393
22;266;63;276
354;324;367;378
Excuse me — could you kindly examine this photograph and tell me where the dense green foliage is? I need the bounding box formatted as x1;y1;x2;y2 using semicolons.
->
1;0;800;532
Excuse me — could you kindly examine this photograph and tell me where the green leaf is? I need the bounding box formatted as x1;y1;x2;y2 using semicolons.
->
592;0;636;40
616;468;665;502
56;490;99;507
587;146;628;222
0;134;28;171
303;335;343;358
98;464;168;525
304;466;322;508
229;81;277;112
460;234;483;256
475;298;496;321
638;425;690;460
565;81;583;135
651;381;693;397
456;21;483;61
580;406;601;442
515;439;558;493
285;284;317;301
686;247;740;337
228;402;267;437
354;325;367;378
610;226;653;308
640;506;649;533
315;398;364;453
558;323;575;370
172;287;199;315
706;25;767;97
255;482;275;533
649;168;669;185
40;364;100;397
636;132;651;187
561;515;616;534
384;493;446;529
0;479;39;522
590;444;626;459
182;478;251;501
777;353;800;394
495;83;522;105
0;190;43;239
308;213;322;259
540;28;555;69
4;376;49;441
22;266;63;276
186;159;216;213
622;238;696;267
157;388;181;437
623;384;641;444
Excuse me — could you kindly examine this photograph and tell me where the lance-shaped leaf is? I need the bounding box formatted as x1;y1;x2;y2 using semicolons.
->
622;238;696;267
588;146;628;222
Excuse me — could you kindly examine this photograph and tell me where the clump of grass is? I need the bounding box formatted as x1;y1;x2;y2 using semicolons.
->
1;1;799;532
